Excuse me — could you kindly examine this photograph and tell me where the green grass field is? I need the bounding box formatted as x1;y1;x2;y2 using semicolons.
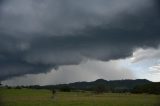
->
0;88;159;106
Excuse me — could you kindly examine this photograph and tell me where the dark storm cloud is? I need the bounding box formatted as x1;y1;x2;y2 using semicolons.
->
0;0;160;80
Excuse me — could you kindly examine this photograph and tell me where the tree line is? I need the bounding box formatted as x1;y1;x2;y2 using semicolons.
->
1;79;160;94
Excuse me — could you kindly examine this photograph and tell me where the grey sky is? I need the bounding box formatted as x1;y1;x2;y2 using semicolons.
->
0;0;160;83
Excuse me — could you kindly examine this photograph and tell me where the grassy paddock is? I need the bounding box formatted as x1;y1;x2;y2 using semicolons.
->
0;88;159;106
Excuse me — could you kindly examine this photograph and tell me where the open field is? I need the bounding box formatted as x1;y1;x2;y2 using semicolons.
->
0;88;159;106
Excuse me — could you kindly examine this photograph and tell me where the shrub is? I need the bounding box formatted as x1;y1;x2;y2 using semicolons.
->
60;86;71;92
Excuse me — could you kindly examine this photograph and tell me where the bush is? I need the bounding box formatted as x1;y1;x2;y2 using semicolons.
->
15;86;22;89
94;84;106;94
60;86;71;92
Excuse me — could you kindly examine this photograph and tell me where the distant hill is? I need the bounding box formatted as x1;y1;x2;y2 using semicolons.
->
30;79;151;92
6;79;160;94
64;79;151;91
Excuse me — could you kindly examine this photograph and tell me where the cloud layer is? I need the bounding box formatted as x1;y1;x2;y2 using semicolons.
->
0;0;160;81
0;0;154;36
2;60;134;86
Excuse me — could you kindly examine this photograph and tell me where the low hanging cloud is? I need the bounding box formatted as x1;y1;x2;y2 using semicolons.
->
2;60;134;86
0;0;160;81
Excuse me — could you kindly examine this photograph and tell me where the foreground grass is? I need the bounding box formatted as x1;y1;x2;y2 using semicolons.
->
0;88;159;106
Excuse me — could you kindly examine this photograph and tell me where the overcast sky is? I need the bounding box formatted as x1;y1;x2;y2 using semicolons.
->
0;0;160;86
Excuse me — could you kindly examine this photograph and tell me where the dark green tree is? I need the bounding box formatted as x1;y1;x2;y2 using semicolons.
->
94;84;106;94
60;86;71;92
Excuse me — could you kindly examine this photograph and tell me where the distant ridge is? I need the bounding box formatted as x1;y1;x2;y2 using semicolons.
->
33;79;151;91
3;79;160;94
69;79;151;90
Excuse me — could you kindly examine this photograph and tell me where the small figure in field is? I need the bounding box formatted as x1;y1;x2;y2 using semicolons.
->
51;89;56;99
0;82;2;87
